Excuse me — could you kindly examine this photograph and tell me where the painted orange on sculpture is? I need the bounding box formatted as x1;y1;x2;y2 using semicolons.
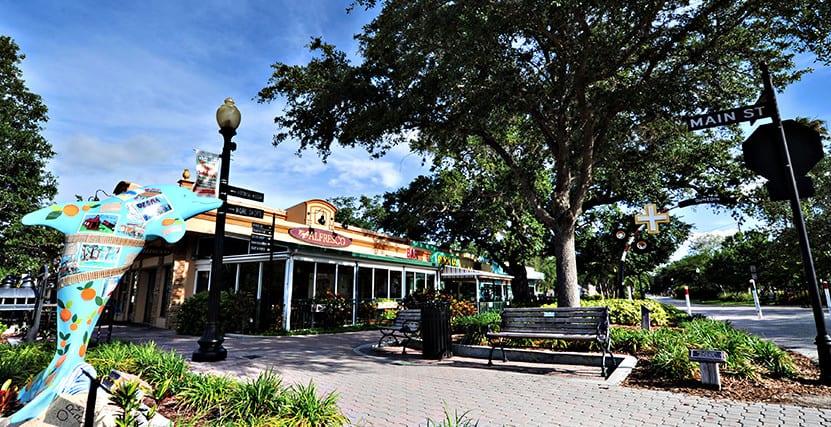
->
55;355;66;368
162;218;176;226
78;345;86;357
60;309;71;322
62;205;79;217
80;288;96;301
69;323;78;331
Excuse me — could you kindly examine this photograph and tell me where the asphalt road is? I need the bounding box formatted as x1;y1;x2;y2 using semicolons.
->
654;296;831;360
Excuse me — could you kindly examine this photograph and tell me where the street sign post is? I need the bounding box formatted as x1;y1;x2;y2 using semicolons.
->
685;104;770;131
685;63;831;384
228;185;264;203
689;349;728;390
759;62;831;384
226;204;264;219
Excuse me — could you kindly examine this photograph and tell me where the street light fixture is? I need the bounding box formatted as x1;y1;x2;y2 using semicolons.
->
192;98;241;362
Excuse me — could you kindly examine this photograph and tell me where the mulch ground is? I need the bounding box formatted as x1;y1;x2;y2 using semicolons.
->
624;351;831;408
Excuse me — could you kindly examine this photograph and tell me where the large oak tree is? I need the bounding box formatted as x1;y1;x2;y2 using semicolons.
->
0;36;60;277
259;0;830;306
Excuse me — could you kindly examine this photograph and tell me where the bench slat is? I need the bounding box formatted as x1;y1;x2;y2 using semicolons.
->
502;307;607;313
487;332;598;340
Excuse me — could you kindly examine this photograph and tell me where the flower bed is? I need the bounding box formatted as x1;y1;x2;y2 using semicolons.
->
0;341;349;425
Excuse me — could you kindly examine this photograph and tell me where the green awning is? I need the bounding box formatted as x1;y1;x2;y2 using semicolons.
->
350;252;438;268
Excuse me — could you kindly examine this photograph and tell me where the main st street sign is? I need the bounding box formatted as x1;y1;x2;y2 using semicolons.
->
685;104;770;131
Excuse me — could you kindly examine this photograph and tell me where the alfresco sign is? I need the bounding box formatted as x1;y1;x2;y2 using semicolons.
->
289;228;352;248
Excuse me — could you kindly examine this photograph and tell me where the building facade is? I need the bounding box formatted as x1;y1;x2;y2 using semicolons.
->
111;176;515;331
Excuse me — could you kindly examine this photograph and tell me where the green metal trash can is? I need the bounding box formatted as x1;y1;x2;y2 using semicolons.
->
419;300;452;360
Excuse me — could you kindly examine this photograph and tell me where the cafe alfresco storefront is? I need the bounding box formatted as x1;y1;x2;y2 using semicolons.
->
115;177;512;332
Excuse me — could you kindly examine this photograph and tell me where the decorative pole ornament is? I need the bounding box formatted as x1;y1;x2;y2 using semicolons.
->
634;204;670;234
9;184;221;424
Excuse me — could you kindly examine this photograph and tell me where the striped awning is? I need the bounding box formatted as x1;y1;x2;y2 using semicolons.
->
440;265;513;281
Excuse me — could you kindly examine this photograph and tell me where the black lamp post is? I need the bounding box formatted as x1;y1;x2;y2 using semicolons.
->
192;98;241;362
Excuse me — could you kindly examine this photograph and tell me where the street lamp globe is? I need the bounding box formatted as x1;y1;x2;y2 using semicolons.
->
216;97;241;130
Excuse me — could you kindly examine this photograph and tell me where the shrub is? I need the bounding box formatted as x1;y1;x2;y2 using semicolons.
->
627;318;797;381
109;379;143;427
1;379;18;417
402;290;477;318
223;369;286;423
0;342;51;385
450;298;477;318
176;373;237;416
581;299;672;326
452;311;501;345
426;407;480;427
281;381;348;427
609;328;653;354
175;290;255;336
0;322;7;336
648;327;698;380
87;341;188;393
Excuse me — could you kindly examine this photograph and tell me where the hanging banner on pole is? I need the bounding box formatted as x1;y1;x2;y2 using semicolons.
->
193;150;221;197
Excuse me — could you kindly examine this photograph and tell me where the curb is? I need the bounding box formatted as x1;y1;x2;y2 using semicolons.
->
353;342;638;385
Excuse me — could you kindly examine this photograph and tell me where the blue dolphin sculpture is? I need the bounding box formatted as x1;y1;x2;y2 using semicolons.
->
8;183;221;424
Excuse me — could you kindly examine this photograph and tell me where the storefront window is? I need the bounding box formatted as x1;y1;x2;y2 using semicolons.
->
415;272;425;290
390;271;402;299
405;271;415;296
238;262;260;297
195;270;209;294
292;261;315;300
221;263;236;292
316;263;336;298
358;267;373;301
426;274;435;291
260;260;285;330
493;282;503;300
160;265;173;318
337;265;354;300
374;268;388;299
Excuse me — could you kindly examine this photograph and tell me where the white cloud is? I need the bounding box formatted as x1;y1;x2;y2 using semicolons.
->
668;228;740;262
328;157;404;190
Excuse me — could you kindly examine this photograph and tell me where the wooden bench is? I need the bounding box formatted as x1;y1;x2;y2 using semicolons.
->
377;309;421;354
486;307;612;377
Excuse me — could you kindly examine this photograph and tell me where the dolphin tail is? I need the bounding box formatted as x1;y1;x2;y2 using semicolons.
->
8;362;95;425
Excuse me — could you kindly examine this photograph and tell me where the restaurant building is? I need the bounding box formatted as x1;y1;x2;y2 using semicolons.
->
111;173;516;331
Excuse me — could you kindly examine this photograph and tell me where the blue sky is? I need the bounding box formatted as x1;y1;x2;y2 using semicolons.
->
2;2;829;259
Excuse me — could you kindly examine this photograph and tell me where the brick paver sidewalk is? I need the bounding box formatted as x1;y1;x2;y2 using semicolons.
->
110;326;831;426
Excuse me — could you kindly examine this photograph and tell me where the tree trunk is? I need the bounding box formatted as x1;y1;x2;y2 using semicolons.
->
507;262;531;305
554;224;581;307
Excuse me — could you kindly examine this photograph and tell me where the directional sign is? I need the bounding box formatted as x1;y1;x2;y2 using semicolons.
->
249;240;271;253
250;234;271;243
685;104;770;131
634;204;670;234
677;196;731;208
226;204;264;219
252;223;274;236
228;185;264;203
689;349;728;363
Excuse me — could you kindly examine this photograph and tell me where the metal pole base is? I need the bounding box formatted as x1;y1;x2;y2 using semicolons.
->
815;334;831;385
192;339;228;362
192;324;227;362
